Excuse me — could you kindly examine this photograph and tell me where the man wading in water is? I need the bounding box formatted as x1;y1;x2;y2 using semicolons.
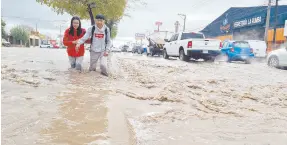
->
76;14;111;76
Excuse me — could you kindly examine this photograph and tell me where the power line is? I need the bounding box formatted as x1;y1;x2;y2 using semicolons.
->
189;0;211;10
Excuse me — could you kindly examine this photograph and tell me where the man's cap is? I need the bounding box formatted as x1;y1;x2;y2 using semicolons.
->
95;14;105;20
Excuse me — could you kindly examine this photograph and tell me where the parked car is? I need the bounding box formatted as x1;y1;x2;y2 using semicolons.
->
121;45;129;52
221;40;255;64
132;45;144;54
127;45;133;52
246;40;267;58
111;46;121;52
267;42;287;69
2;39;11;47
163;32;222;61
40;44;53;48
53;45;60;48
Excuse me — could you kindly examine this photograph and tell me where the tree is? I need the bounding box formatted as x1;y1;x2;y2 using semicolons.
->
111;25;118;39
21;25;34;34
36;0;143;38
10;26;30;46
2;19;7;39
37;0;126;22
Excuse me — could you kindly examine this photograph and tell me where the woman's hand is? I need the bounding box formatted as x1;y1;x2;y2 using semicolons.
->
72;40;78;44
103;51;109;56
75;44;80;52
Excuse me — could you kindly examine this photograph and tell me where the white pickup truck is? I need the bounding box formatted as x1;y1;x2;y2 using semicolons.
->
163;32;222;61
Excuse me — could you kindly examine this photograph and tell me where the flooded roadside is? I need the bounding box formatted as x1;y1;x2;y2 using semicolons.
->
108;52;287;145
2;47;287;145
1;47;126;145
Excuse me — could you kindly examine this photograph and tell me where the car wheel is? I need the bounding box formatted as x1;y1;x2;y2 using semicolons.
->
163;49;169;59
179;49;188;61
245;59;251;64
151;51;154;56
268;56;279;68
47;46;50;48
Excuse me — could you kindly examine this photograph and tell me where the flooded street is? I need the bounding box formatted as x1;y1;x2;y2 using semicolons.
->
2;47;287;145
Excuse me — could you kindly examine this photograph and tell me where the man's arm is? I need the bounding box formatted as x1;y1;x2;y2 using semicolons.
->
77;26;92;45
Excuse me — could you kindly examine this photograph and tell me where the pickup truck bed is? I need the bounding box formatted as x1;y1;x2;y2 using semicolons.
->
163;32;221;61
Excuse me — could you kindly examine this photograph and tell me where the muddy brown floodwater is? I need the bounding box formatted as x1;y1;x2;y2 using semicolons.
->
1;47;287;145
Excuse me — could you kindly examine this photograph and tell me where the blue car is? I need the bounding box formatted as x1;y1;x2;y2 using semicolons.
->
221;40;255;64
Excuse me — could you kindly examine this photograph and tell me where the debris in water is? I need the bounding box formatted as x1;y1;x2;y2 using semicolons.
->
241;93;258;101
25;97;33;100
43;77;56;81
187;85;202;89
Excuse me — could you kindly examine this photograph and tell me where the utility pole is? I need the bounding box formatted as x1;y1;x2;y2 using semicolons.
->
178;14;186;31
273;0;279;44
264;0;271;42
183;16;186;32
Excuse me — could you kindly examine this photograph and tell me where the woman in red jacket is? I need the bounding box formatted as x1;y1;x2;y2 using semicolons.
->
63;16;89;71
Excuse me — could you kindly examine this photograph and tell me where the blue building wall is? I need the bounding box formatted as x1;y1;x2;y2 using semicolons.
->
201;5;287;38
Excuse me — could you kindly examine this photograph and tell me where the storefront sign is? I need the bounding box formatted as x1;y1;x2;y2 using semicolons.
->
220;24;230;33
220;14;231;33
155;21;162;26
135;33;145;40
233;16;263;29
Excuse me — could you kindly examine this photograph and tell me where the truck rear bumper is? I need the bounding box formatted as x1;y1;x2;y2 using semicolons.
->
150;47;163;53
187;50;221;59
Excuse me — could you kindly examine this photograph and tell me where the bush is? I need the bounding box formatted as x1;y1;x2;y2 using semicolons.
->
10;26;29;46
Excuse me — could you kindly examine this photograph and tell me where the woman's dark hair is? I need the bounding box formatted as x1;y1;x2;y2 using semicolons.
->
69;16;82;36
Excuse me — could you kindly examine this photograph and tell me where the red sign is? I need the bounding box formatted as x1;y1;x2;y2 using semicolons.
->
95;33;104;39
155;21;162;26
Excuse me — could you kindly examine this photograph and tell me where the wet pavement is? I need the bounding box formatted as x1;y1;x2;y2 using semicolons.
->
1;47;287;145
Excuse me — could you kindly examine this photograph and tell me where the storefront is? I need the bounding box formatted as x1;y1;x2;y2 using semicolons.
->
233;15;265;40
201;5;287;44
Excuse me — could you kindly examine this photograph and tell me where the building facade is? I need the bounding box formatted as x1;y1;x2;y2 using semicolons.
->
201;5;287;46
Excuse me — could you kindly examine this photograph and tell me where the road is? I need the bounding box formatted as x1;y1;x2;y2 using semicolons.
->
2;47;287;145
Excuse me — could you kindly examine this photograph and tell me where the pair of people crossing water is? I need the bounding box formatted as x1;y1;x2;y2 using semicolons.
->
63;14;111;76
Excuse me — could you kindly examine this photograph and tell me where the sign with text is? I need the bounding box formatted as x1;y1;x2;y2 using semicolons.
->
155;21;162;26
135;33;145;40
233;16;263;29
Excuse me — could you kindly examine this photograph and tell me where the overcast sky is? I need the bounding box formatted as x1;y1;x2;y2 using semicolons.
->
2;0;287;40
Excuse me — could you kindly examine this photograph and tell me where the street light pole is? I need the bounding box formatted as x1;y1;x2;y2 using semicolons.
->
178;14;186;32
183;16;186;32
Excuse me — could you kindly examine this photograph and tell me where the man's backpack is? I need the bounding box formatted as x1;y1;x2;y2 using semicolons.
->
90;26;108;50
